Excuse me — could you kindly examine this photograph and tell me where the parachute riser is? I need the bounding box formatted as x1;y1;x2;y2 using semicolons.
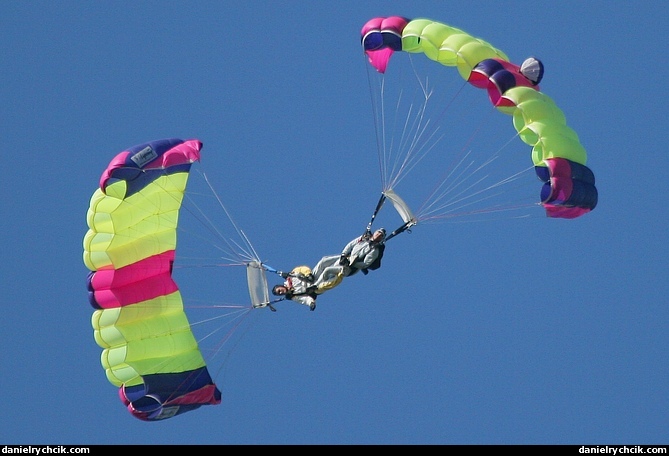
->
253;296;286;312
365;193;387;234
385;219;417;242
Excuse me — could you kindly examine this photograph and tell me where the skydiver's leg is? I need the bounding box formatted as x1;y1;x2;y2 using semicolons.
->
314;265;344;293
314;266;344;290
311;255;340;281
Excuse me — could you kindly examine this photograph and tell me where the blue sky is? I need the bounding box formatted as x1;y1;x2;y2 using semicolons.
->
2;0;667;445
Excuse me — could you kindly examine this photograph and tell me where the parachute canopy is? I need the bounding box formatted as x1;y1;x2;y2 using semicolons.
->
361;17;597;219
83;138;222;421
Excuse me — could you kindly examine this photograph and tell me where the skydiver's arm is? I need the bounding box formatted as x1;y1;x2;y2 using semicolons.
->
294;273;314;282
361;248;380;268
291;294;315;308
341;237;360;256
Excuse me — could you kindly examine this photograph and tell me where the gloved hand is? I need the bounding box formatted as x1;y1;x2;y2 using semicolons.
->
278;271;289;279
338;255;349;267
296;272;315;282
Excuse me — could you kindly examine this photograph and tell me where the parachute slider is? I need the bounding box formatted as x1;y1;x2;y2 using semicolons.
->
383;189;415;225
372;189;417;242
366;189;416;235
247;261;270;309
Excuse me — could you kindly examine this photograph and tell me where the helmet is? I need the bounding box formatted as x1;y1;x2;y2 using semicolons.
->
376;228;386;239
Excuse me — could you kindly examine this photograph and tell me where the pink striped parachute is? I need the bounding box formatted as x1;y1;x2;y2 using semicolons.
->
361;17;597;219
83;139;222;421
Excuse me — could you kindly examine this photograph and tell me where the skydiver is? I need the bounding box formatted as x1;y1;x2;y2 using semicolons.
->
310;228;386;287
340;227;386;275
272;266;318;311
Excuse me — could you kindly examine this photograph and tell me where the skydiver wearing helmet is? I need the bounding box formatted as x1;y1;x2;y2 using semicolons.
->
311;228;387;286
340;228;387;276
